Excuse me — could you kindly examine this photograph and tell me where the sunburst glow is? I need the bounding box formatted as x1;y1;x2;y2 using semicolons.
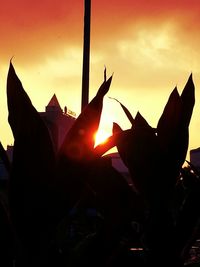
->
94;129;110;146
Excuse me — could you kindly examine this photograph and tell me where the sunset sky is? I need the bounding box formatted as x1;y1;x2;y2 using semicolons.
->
0;0;200;159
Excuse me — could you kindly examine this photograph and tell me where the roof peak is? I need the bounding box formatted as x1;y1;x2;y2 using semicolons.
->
47;94;62;109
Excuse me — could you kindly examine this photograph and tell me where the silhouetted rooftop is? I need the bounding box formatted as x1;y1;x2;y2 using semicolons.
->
190;147;200;153
47;94;62;110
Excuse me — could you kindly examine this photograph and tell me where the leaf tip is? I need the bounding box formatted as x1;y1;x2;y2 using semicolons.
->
112;122;122;134
9;59;15;72
104;65;107;81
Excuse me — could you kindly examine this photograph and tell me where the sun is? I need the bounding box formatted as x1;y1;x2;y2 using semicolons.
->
94;129;110;146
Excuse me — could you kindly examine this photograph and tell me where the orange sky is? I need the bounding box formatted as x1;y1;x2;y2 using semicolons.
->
0;0;200;159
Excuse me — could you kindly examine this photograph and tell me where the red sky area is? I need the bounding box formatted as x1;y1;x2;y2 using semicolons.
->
0;0;200;64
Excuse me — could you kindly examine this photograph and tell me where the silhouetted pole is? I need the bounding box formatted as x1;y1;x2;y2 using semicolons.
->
81;0;91;111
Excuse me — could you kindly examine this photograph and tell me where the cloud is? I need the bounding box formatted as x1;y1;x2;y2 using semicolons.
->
1;0;200;67
0;0;200;151
90;19;200;92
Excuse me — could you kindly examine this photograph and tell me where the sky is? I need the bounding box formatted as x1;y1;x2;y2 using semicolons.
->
0;0;200;160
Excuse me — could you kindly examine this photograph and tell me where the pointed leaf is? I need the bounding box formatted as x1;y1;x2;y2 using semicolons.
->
156;88;187;187
59;76;112;161
134;112;152;130
128;129;159;196
96;75;112;98
7;63;58;254
7;62;34;137
112;113;164;201
157;88;183;157
104;66;107;82
109;97;135;125
181;74;195;128
157;78;195;179
157;88;182;142
112;122;123;134
172;75;195;170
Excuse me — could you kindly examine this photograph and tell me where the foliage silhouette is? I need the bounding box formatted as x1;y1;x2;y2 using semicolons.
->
0;62;198;267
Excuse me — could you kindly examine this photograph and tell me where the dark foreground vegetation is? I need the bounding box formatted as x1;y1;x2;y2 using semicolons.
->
0;63;198;267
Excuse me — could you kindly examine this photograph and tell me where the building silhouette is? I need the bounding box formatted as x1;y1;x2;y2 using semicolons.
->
0;94;76;180
39;94;76;151
190;147;200;169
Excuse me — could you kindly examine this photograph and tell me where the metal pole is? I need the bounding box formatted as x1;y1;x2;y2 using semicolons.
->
81;0;91;111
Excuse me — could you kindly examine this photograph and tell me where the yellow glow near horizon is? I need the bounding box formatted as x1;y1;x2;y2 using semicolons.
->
94;129;110;147
0;1;199;159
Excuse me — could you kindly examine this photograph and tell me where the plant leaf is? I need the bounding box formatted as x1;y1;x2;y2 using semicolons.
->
157;87;182;151
112;122;123;134
157;77;195;179
94;129;132;157
109;97;135;125
181;74;195;129
134;111;152;129
7;62;58;258
59;76;112;162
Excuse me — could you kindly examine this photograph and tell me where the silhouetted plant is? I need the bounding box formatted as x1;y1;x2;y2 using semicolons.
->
94;75;196;266
0;62;198;267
